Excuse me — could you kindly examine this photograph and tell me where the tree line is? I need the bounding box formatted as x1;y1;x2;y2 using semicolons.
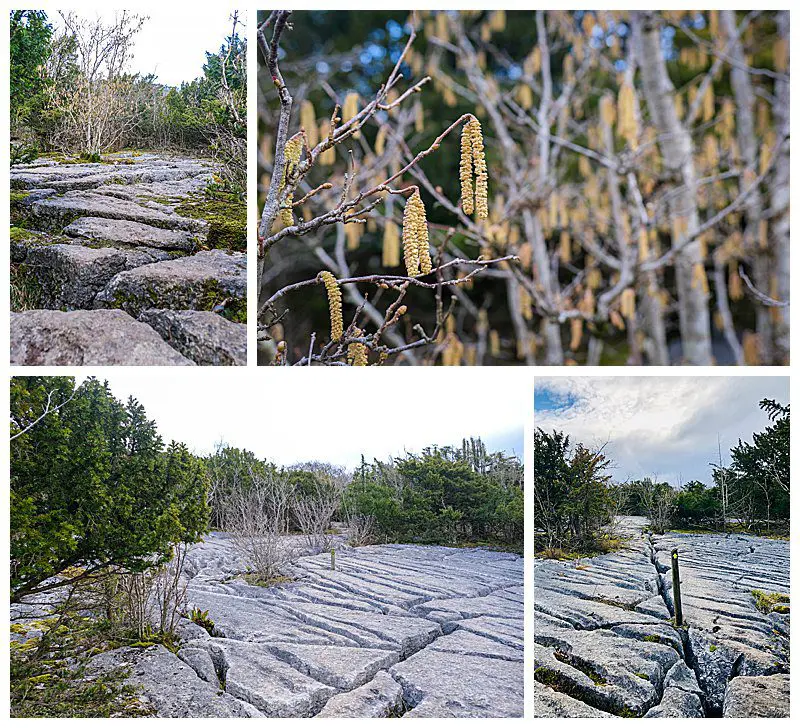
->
534;398;790;556
11;377;522;606
9;10;246;191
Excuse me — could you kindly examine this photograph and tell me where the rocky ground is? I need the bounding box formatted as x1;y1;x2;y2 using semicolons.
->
12;534;523;718
534;519;790;717
10;153;246;365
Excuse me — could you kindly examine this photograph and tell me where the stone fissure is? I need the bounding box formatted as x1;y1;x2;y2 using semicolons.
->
534;518;789;718
88;535;522;717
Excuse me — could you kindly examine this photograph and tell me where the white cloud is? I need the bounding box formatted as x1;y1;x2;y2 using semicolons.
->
49;7;245;87
75;369;525;470
534;376;789;484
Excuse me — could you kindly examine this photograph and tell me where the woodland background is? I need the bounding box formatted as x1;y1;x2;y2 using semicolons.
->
10;10;246;192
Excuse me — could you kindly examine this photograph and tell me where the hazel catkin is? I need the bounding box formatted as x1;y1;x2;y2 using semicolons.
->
402;189;430;276
460;115;489;220
280;134;303;227
319;271;343;341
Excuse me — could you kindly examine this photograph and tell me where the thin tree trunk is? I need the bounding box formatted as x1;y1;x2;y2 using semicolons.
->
721;10;771;363
771;11;790;363
633;11;713;365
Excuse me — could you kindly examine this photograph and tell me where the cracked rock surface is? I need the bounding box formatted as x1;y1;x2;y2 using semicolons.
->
534;518;789;718
99;534;523;718
10;153;245;365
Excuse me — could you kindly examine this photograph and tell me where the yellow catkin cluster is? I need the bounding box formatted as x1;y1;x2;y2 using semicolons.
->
414;101;424;133
742;331;761;366
702;84;714;123
300;101;319;147
401;190;431;276
460;123;475;215
558;230;571;264
319;271;343;341
342;92;360;139
347;328;368;366
441;333;464;366
775;37;789;73
280;135;303;226
345;222;362;251
569;318;582;351
375;125;387;156
516;83;534;110
620;287;636;320
382;219;400;267
616;81;638;149
691;263;709;295
460;116;489;220
318;121;336;165
489;329;501;357
638;227;650;262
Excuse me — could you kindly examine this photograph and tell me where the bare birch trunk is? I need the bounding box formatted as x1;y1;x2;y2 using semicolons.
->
771;11;791;363
721;10;771;363
532;11;564;366
633;11;713;365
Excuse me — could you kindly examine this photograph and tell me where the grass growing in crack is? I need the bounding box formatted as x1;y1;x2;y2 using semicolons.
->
188;607;216;635
536;536;626;561
554;650;607;686
10;613;154;718
239;572;294;588
752;589;790;615
642;635;662;643
534;666;571;692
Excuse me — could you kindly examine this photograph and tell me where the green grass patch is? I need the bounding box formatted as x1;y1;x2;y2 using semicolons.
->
10;613;154;718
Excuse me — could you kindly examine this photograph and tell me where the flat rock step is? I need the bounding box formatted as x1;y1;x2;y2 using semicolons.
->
95;250;246;320
10;309;195;366
64;216;198;251
24;190;207;233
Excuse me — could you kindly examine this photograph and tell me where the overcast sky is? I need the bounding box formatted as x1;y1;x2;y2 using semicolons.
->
75;371;524;470
534;376;789;485
49;8;244;87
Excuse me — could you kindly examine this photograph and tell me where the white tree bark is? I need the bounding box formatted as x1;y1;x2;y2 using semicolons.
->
633;11;713;365
771;11;790;363
721;10;771;363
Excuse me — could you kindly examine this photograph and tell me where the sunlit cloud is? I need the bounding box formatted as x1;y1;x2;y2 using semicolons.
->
534;377;789;484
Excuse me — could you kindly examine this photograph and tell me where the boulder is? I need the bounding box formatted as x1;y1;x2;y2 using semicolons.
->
723;674;790;717
94;250;246;319
10;309;195;365
391;650;524;717
315;670;404;718
89;645;262;718
137;309;246;365
15;244;137;309
26;190;206;232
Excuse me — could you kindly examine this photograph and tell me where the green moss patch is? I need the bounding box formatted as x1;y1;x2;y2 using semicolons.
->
175;191;246;252
752;589;790;615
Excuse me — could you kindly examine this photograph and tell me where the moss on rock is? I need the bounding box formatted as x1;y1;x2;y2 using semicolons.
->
175;191;246;252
